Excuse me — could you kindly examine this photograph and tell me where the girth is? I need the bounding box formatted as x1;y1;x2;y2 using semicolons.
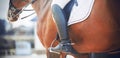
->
77;49;120;58
78;52;120;58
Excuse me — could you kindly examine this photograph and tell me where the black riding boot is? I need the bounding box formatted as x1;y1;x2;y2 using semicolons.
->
49;4;75;53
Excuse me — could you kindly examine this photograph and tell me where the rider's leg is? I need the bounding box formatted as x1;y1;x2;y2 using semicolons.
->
49;4;73;53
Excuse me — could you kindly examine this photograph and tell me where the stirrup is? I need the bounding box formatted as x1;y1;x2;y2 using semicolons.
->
49;42;75;54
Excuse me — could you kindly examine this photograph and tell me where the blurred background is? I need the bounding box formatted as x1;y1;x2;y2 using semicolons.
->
0;5;46;58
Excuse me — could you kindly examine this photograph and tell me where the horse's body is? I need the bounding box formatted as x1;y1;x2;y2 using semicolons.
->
35;0;120;52
10;0;120;58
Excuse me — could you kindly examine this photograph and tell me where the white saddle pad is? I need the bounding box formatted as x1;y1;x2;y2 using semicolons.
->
51;0;95;26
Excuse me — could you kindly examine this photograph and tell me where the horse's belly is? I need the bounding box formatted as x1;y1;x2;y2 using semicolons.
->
70;22;120;52
69;19;120;53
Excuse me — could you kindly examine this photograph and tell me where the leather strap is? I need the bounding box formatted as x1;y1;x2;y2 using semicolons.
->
77;52;120;58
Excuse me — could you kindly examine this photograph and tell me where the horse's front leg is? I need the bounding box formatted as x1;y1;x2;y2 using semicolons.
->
46;49;68;58
46;49;60;58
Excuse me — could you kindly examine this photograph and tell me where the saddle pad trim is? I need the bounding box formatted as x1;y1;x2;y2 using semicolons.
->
68;0;95;26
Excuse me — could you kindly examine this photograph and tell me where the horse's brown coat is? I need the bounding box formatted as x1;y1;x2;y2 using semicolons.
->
11;0;120;57
33;0;120;52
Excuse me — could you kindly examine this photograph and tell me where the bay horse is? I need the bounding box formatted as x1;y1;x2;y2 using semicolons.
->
8;0;120;58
